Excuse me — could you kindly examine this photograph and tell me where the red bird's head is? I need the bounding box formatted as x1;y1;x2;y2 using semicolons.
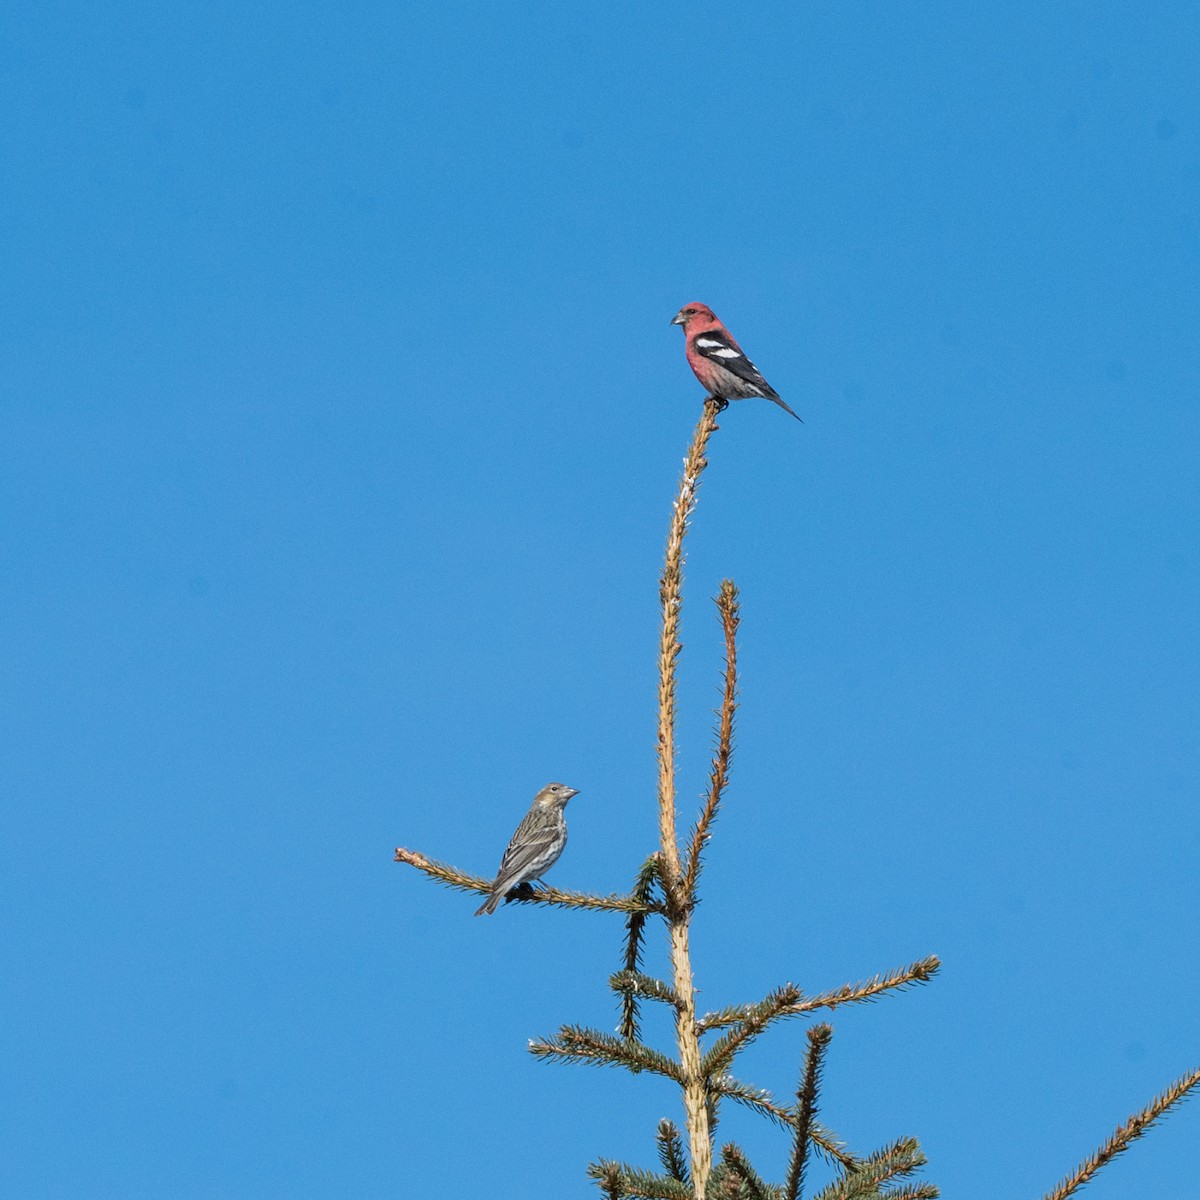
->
671;302;717;330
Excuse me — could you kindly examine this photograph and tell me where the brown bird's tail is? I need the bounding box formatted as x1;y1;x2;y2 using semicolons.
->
474;890;502;916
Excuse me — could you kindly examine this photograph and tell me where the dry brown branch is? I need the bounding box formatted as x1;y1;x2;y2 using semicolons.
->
657;401;721;898
655;401;722;1198
393;847;653;915
682;579;740;902
1041;1065;1200;1200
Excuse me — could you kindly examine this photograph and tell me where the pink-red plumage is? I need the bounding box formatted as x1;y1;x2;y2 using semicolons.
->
671;302;801;421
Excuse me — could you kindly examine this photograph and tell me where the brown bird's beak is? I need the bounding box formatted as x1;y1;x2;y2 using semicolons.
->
563;787;581;800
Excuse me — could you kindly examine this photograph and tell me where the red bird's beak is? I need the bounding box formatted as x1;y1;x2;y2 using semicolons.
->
671;310;686;326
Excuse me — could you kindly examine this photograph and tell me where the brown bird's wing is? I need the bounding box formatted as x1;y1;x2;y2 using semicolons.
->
491;807;564;891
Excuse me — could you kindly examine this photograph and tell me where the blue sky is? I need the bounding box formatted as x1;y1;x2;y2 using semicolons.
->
2;2;1197;1197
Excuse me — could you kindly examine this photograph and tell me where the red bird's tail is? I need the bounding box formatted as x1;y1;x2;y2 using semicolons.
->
767;392;803;422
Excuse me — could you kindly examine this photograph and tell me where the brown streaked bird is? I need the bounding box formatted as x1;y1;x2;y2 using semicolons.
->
474;782;580;916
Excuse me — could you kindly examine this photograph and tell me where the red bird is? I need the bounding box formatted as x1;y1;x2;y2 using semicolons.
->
671;302;801;421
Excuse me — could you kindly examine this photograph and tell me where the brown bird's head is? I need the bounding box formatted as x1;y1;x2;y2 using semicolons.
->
535;782;580;808
671;302;716;329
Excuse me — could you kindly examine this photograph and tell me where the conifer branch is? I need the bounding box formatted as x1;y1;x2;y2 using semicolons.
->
394;847;655;914
697;958;940;1033
683;579;740;902
708;1075;855;1168
530;1025;683;1081
785;1024;833;1200
881;1187;940;1200
656;1119;691;1186
1040;1065;1200;1200
787;957;940;1015
619;855;667;1039
700;985;804;1075
804;1124;854;1169
705;1161;739;1200
709;1075;779;1125
595;1161;624;1200
589;1160;696;1200
612;971;681;1008
718;1144;777;1200
811;1137;925;1200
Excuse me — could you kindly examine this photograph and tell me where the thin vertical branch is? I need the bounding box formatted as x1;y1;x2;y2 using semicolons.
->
656;401;721;1199
619;854;664;1040
683;579;740;902
719;1144;772;1199
656;1119;691;1186
1041;1065;1200;1200
784;1023;833;1200
657;401;720;898
597;1164;623;1200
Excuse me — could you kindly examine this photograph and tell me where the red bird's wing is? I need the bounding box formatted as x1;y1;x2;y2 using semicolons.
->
690;330;780;399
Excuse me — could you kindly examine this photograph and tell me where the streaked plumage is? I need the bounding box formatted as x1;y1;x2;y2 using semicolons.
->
671;301;801;421
474;782;580;916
